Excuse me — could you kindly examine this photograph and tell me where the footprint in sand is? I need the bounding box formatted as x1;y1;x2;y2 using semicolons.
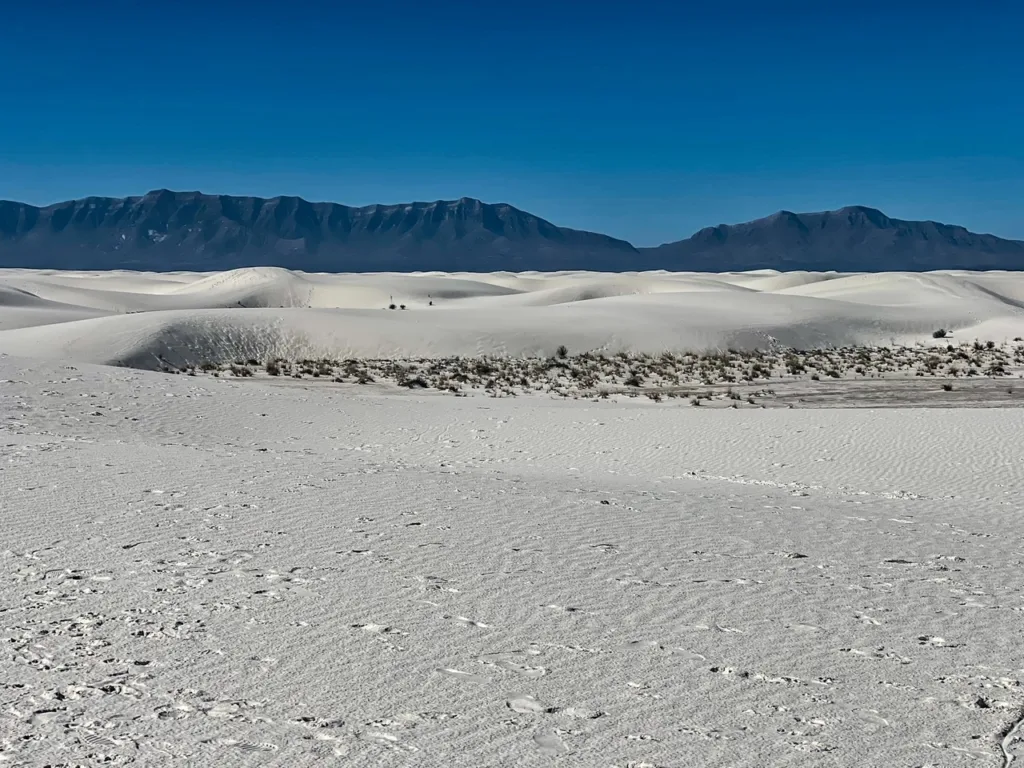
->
207;738;278;753
435;668;489;683
292;715;345;729
77;732;123;750
495;660;548;678
357;731;419;752
787;623;822;634
507;695;556;714
28;709;65;726
562;706;604;720
534;730;570;755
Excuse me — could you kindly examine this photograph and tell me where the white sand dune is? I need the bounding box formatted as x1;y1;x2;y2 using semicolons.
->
4;354;1024;766
0;283;111;330
1;268;1023;368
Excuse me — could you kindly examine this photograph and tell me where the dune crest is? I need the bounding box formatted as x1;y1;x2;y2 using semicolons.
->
1;268;1023;368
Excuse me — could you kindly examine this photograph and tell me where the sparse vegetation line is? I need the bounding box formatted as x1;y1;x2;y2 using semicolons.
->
160;341;1024;403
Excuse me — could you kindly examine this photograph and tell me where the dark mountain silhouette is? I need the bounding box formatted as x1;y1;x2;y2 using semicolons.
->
0;190;638;272
641;206;1024;272
0;192;1021;272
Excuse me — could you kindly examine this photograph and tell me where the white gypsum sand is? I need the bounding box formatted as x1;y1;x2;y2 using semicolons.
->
1;268;1023;366
2;269;1024;766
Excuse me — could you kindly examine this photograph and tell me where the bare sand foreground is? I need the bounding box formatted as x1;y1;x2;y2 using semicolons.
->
2;269;1024;767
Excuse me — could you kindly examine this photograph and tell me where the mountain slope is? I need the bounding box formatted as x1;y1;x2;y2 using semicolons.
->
1;193;1022;272
641;206;1024;272
0;190;639;272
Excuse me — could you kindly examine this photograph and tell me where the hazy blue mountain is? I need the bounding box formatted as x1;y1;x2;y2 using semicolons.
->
640;206;1024;272
1;192;1021;272
0;190;639;272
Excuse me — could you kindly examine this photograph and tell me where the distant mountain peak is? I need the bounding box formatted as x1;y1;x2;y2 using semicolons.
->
646;205;1023;272
0;192;1020;273
0;190;635;272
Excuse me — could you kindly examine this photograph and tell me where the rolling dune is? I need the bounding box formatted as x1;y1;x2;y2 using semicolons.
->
0;268;1022;369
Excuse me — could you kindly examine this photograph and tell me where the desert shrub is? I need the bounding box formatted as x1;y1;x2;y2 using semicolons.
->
265;360;281;376
941;383;954;391
199;361;218;371
388;304;396;310
400;376;429;389
556;344;569;359
932;329;947;338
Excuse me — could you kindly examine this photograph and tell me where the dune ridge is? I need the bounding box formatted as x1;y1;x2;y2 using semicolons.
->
1;268;1023;368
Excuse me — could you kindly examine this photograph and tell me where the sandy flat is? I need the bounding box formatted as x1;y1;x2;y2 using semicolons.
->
3;354;1024;766
3;268;1024;766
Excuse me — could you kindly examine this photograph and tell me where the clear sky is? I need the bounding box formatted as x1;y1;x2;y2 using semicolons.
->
1;1;1021;245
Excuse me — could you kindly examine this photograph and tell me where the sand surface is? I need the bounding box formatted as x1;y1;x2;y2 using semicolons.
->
3;269;1024;766
2;268;1024;366
3;353;1024;766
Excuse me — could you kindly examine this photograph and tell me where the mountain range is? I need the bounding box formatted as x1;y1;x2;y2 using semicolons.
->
1;190;1021;273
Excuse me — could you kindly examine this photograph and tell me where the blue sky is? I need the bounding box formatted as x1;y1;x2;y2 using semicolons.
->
1;1;1021;245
